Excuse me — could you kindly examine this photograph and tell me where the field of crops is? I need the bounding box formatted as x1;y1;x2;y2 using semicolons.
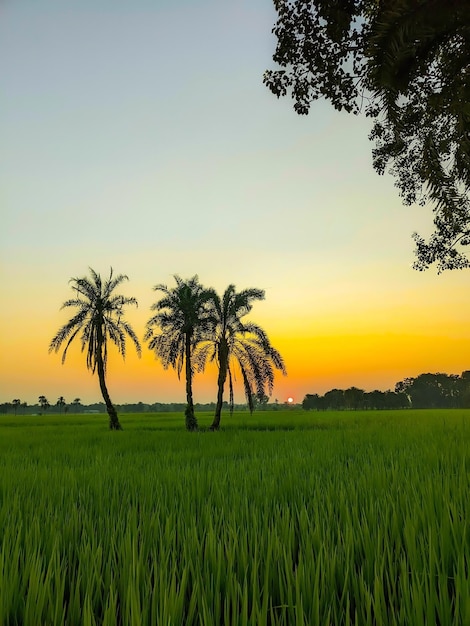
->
0;409;468;625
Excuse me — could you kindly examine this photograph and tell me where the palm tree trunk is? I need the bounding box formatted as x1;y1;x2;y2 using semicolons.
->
96;344;122;431
184;332;198;431
210;341;228;431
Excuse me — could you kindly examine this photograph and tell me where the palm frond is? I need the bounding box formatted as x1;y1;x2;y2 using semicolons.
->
193;342;214;373
228;368;234;415
105;269;129;298
208;284;286;418
239;363;254;414
48;309;88;355
146;275;213;384
50;267;140;374
59;326;82;365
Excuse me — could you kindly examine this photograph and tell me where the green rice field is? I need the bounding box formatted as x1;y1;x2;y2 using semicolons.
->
0;409;468;625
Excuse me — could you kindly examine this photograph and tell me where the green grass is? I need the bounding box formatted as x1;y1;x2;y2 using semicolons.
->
0;409;469;625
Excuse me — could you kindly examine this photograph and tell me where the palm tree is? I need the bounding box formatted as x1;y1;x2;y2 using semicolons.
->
49;267;141;430
12;399;21;416
144;275;212;431
38;395;50;413
57;396;66;414
197;285;287;430
72;398;81;413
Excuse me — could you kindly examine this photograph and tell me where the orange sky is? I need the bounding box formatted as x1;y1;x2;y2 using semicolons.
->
1;263;468;406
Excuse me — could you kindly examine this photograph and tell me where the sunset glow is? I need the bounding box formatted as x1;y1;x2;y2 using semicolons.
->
1;1;468;407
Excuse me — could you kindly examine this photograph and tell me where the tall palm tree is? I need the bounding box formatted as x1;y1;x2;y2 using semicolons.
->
12;399;21;416
49;267;141;430
144;275;212;431
197;285;286;431
56;396;66;414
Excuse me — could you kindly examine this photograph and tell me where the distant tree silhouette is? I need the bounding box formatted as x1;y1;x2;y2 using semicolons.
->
323;389;344;410
145;275;213;431
460;371;470;407
251;393;270;411
57;396;66;414
303;394;323;411
49;268;141;430
302;373;469;411
12;399;21;416
395;372;462;408
197;285;286;431
344;387;365;410
72;398;81;413
38;395;50;413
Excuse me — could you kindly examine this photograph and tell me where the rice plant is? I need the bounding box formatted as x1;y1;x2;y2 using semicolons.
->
0;410;468;625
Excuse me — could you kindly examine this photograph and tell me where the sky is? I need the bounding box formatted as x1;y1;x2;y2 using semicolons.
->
1;0;469;407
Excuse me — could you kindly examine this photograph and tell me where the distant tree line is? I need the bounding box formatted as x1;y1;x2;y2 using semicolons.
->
303;372;470;411
0;396;85;416
302;388;409;411
0;397;283;416
4;372;470;416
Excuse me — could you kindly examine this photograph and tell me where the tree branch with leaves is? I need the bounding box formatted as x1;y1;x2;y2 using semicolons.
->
265;0;470;270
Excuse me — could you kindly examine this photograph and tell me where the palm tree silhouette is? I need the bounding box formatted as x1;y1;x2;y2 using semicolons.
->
56;396;66;414
38;395;50;413
145;275;212;431
198;285;286;430
49;268;141;430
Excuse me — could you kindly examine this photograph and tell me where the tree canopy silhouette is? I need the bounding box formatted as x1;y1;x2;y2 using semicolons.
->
196;284;286;430
395;372;470;408
56;396;66;414
38;395;50;412
264;0;470;271
145;275;213;431
49;267;141;430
